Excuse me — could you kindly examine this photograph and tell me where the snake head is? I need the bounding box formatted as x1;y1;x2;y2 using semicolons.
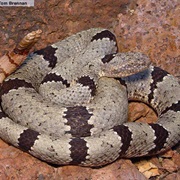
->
100;52;151;78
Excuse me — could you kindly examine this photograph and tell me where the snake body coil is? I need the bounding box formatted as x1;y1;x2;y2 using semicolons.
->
0;28;179;166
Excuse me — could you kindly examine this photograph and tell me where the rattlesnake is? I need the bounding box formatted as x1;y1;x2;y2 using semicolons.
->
0;28;179;167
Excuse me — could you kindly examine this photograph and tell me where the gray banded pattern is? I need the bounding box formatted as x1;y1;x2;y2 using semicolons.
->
0;28;179;167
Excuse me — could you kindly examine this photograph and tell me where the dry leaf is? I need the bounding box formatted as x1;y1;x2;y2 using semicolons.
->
135;160;160;178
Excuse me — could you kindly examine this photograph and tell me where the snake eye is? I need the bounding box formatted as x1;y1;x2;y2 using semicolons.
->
88;64;94;70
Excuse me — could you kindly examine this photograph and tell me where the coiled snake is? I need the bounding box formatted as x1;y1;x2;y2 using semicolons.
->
0;28;179;166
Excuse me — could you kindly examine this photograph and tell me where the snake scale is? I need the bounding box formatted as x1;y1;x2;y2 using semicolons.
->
0;28;179;167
